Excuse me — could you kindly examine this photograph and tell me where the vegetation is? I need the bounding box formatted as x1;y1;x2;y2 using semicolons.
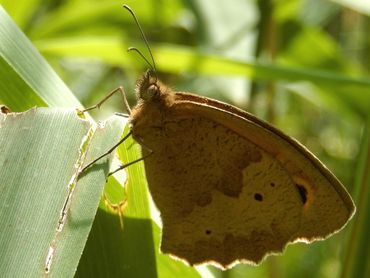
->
0;0;369;277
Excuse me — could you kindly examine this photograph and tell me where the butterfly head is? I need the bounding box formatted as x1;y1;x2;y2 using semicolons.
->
136;69;162;101
131;69;174;129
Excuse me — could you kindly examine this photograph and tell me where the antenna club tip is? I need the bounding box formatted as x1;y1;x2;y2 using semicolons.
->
122;4;131;10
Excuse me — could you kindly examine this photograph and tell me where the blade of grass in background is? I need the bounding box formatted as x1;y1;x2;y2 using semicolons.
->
0;5;81;111
35;37;370;89
0;0;42;28
26;0;182;39
35;37;370;116
341;117;370;278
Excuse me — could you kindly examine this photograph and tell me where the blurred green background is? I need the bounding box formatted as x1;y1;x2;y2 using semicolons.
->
1;0;369;277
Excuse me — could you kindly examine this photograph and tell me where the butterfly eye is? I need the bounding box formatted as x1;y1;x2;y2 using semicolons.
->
148;84;159;97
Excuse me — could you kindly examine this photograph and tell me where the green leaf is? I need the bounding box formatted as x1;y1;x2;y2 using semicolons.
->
0;108;124;277
0;5;81;110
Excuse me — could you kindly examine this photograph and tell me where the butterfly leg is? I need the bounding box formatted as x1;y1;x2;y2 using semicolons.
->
115;112;130;118
108;137;153;176
79;131;133;176
100;137;151;223
82;86;132;115
78;86;133;177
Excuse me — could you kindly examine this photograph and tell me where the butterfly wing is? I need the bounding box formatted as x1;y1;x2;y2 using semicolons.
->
173;93;355;236
131;91;355;269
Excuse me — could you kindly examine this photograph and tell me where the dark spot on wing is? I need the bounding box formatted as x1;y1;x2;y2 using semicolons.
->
254;193;263;201
295;184;307;204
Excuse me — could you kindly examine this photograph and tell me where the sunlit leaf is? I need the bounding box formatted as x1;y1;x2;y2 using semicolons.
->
0;108;124;277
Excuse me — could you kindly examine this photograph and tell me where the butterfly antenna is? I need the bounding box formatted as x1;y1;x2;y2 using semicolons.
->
123;5;158;81
127;47;154;72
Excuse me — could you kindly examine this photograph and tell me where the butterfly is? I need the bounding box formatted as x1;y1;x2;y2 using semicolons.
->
127;70;355;269
82;5;355;269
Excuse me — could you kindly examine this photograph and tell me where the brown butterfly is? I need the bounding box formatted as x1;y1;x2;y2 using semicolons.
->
83;5;355;269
